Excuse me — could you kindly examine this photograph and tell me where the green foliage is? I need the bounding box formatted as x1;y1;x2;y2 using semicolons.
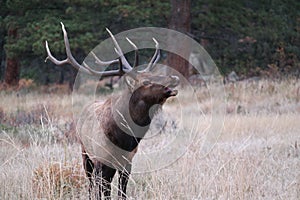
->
192;0;300;76
1;0;170;84
0;0;299;84
3;0;170;57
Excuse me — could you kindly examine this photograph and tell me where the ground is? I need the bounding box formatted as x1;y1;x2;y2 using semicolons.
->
0;79;299;199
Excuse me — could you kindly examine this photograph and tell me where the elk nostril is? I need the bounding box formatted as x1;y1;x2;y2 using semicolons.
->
164;87;178;97
165;87;171;93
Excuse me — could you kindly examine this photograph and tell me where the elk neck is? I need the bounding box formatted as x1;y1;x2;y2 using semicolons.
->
128;89;161;127
109;89;160;151
114;89;158;128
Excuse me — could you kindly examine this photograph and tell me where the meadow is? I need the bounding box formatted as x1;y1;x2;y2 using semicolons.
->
0;78;299;199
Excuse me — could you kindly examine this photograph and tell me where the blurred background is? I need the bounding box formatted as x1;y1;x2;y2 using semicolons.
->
0;0;299;90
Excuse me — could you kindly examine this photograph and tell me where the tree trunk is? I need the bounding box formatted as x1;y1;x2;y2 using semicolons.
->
4;58;19;85
0;31;5;80
4;27;20;86
168;0;191;79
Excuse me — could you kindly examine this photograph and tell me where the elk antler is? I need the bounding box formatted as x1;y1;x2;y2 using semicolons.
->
126;37;139;68
140;38;160;72
45;22;128;77
45;22;161;77
105;28;133;71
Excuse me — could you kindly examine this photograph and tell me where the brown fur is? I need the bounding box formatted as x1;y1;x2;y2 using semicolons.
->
77;73;179;199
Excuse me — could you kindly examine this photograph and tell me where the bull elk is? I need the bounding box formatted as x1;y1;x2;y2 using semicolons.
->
45;23;179;199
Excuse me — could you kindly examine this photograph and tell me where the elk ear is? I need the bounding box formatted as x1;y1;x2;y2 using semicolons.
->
124;75;136;92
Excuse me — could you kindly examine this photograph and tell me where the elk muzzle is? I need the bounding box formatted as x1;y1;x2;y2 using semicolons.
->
164;75;179;97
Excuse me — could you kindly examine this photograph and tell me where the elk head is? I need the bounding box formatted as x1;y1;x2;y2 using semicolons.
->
45;23;179;117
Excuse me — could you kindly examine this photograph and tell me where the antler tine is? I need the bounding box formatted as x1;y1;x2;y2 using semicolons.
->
141;37;160;72
91;51;119;66
45;23;92;74
45;23;125;77
83;62;125;77
126;37;139;68
152;38;160;64
106;28;133;70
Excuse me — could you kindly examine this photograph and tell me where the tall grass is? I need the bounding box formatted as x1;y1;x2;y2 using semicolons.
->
0;79;299;199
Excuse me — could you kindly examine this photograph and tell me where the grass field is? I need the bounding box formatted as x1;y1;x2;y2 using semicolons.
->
0;79;299;199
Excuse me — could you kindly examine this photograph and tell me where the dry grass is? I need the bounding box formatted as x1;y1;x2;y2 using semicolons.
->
33;160;87;199
0;79;299;199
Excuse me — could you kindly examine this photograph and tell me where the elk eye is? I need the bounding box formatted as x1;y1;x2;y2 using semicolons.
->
143;80;151;86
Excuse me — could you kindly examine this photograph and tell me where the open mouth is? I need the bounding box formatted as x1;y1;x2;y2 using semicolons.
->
164;87;178;97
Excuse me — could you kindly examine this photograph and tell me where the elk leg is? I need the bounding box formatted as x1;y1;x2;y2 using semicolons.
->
82;149;94;199
118;164;131;199
95;163;116;199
